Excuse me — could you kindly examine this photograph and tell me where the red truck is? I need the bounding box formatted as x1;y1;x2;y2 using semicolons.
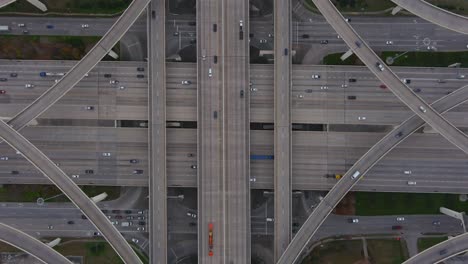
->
208;223;214;256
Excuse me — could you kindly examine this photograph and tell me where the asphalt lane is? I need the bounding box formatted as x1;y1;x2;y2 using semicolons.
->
0;120;142;264
0;222;72;264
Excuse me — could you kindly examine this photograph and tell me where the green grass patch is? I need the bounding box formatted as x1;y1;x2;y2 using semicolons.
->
355;192;468;216
304;0;394;13
301;239;365;263
55;240;124;264
323;51;468;68
427;0;468;15
0;185;120;202
417;237;448;252
0;0;131;15
367;239;408;264
0;35;100;60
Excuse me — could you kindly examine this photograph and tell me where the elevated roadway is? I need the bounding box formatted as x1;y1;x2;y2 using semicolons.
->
273;0;292;260
222;0;251;262
196;0;224;262
7;0;151;132
0;222;72;264
148;0;167;263
402;233;468;264
0;120;142;264
311;0;468;156
391;0;468;35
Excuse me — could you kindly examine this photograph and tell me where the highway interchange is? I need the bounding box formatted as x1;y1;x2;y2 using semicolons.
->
0;0;468;263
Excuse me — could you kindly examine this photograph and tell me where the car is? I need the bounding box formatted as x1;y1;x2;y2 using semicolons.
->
208;68;213;78
181;80;191;85
111;221;119;225
355;41;361;48
173;31;179;36
67;221;75;224
348;218;359;223
239;20;243;27
93;232;101;236
85;106;94;110
137;210;145;214
138;221;146;225
85;169;94;174
22;30;29;34
351;171;360;179
115;215;123;219
81;214;87;219
126;216;134;220
48;225;54;229
81;24;89;28
259;39;267;43
458;74;466;79
104;74;112;78
189;39;196;44
71;174;79;178
131;238;139;243
102;152;111;157
25;84;34;88
0;90;5;95
137;227;146;231
418;106;427;113
437;79;446;83
402;78;411;84
345;18;351;22
413;88;421;93
348;78;357;82
188;21;196;26
302;34;310;39
46;24;54;29
266;218;274;222
358;116;366;120
341;84;348;88
189;222;197;227
305;89;313;93
213;111;218;119
320;40;329;44
136;67;144;72
109;80;119;84
311;74;320;79
347;95;356;100
125;210;132;214
284;48;288;56
379;84;387;89
250;87;258;92
268;33;274;38
191;165;197;169
320;86;328;90
392;225;402;230
101;209;108;214
298;94;304;99
439;249;447;255
18;23;25;27
432;220;441;226
112;210;120;214
250;178;256;182
133;169;143;174
130;159;139;164
396;217;405;221
0;78;7;82
386;40;393;45
376;62;385;71
137;74;145;78
10;73;17;77
119;85;125;90
11;171;19;175
404;170;412;174
0;156;8;161
407;181;417;185
187;212;197;218
395;131;403;138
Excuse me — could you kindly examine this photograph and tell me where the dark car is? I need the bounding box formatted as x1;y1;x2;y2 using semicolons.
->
137;67;145;72
213;111;218;119
213;24;217;32
10;73;17;77
101;209;109;214
104;74;112;78
85;169;94;174
379;84;387;89
284;48;288;56
0;90;6;95
392;225;402;230
133;169;143;174
125;210;132;214
46;24;54;29
302;34;309;39
320;40;329;44
188;21;196;26
189;222;197;226
413;88;421;93
439;249;447;255
112;210;120;214
130;159;139;164
81;215;87;219
0;78;7;82
190;39;196;44
249;33;254;38
11;171;19;175
67;221;75;224
214;55;218;64
115;215;123;219
348;78;357;82
152;10;155;18
137;74;145;78
138;221;146;226
240;90;244;98
395;131;403;138
347;95;356;100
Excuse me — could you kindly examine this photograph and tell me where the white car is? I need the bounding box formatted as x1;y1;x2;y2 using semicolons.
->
358;116;366;121
208;68;213;78
131;238;139;243
320;86;328;90
111;221;119;225
349;218;359;223
268;33;274;38
102;152;111;157
311;74;320;79
25;84;34;88
239;20;243;27
186;212;197;218
250;178;256;182
419;106;427;113
137;227;145;231
18;23;25;27
109;80;119;84
81;24;89;28
298;94;304;99
266;218;274;222
341;84;348;88
259;39;267;43
250;87;258;92
386;40;393;45
407;181;417;185
396;217;405;221
72;174;80;178
85;106;94;111
404;170;412;175
458;74;466;79
0;156;8;161
119;85;125;90
181;80;191;85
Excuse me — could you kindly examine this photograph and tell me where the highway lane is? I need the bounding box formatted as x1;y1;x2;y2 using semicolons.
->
6;0;151;133
273;0;292;260
222;0;251;262
0;222;73;264
148;0;167;263
0;121;142;263
391;0;468;35
196;0;224;262
312;0;468;156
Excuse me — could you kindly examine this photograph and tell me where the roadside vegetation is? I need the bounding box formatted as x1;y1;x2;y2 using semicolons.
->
0;0;131;15
302;239;364;263
367;239;408;264
355;192;468;215
323;51;468;68
417;237;448;252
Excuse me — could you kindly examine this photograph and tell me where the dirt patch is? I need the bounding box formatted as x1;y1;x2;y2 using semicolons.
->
334;192;356;215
